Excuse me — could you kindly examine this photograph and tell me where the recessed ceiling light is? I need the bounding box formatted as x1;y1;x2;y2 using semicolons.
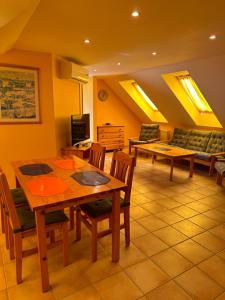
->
117;62;121;66
84;39;90;44
93;69;97;72
152;52;157;56
209;34;216;40
131;11;139;17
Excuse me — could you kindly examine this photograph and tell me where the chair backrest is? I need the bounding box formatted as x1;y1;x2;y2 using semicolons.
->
89;143;106;170
0;171;21;232
110;151;135;204
139;124;159;141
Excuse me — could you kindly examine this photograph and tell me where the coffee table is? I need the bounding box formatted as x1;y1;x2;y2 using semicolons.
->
134;143;195;181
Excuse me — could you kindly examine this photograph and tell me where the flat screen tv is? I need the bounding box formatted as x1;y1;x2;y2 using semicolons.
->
71;114;90;145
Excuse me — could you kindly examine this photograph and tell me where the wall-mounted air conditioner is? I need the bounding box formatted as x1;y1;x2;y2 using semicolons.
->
58;59;89;84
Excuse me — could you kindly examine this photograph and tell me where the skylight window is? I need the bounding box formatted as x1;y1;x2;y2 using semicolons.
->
177;75;212;113
132;82;158;111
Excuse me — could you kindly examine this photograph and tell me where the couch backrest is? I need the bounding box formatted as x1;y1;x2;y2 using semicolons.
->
169;128;190;148
185;130;212;152
139;124;159;141
206;131;225;153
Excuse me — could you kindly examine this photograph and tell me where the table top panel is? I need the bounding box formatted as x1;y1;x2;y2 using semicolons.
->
12;157;126;211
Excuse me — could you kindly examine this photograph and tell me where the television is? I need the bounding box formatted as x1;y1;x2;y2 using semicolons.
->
71;114;90;145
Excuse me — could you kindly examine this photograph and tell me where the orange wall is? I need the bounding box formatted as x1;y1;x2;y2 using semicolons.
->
94;79;141;145
0;49;56;186
52;57;81;153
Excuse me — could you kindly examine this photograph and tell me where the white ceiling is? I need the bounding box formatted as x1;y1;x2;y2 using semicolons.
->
2;0;225;76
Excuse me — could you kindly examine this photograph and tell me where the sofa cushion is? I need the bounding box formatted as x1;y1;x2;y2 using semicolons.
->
206;131;225;154
169;128;190;148
185;130;211;152
195;151;212;161
129;139;149;146
139;124;159;141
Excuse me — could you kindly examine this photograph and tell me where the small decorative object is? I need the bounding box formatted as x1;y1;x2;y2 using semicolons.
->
98;89;108;101
0;65;40;123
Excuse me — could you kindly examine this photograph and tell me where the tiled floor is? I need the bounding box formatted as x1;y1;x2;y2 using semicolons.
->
1;152;225;299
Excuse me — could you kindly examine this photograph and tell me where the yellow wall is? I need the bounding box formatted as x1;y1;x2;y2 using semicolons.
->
52;57;81;153
94;79;142;145
0;49;56;186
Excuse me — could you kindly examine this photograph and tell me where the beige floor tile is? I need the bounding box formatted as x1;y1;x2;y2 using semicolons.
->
141;202;167;214
153;226;188;246
133;233;168;257
62;286;101;300
173;239;213;264
94;271;143;300
151;248;193;277
0;290;7;300
171;194;194;204
173;205;199;218
156;198;181;209
125;259;169;293
175;267;223;299
216;292;225;299
203;209;225;222
193;232;225;253
144;280;192;300
217;249;225;261
7;278;55;300
132;194;151;205
130;206;150;219
137;215;167;232
118;243;146;268
199;256;225;288
172;219;205;237
189;214;219;230
186;201;211;213
0;266;6;291
183;191;207;200
210;224;225;240
142;191;167;201
195;187;217;197
200;196;224;208
129;220;149;239
156;210;184;225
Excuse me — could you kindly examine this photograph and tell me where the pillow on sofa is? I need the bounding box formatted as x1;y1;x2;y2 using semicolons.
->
169;128;190;148
185;130;211;152
139;124;159;141
206;131;225;154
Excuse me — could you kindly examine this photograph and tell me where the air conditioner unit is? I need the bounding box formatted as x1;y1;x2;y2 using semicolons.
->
58;60;89;84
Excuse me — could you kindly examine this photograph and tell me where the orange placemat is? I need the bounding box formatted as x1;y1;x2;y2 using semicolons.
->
26;176;68;196
54;159;83;170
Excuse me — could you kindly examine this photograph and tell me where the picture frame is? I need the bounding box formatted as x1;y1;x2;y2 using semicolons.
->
0;65;40;124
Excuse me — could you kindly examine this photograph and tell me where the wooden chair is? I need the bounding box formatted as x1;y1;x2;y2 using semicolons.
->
69;142;106;230
75;150;135;261
88;143;106;170
0;170;69;284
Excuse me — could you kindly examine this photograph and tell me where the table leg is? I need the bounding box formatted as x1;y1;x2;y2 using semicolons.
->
112;190;120;262
152;154;156;164
35;210;50;292
170;159;174;181
134;148;138;167
189;156;194;178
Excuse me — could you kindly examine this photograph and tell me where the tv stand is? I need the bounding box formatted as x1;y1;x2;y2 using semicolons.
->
61;145;91;159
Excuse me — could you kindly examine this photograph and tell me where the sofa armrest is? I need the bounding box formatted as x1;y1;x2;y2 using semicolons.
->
128;137;138;141
211;151;225;157
154;140;170;144
146;138;160;143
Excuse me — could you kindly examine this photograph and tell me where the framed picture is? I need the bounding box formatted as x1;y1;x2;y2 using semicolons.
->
0;65;40;124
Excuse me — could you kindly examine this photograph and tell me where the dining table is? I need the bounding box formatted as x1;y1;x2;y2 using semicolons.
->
12;156;127;292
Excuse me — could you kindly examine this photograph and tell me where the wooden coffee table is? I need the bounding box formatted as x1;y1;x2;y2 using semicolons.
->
134;143;195;181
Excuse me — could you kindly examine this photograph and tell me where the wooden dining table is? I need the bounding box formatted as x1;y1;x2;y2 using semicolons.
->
12;156;127;292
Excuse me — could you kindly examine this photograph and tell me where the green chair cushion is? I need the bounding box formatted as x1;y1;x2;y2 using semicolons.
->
11;188;28;205
185;130;211;152
14;207;68;233
169;128;190;148
80;197;127;218
206;131;225;154
139;124;159;141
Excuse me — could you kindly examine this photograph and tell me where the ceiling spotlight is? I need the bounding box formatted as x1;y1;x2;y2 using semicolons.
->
84;39;90;44
117;62;121;66
131;11;139;17
209;34;216;40
93;69;97;72
152;52;157;56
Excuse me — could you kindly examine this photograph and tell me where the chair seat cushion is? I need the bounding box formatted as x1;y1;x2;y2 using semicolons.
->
195;152;212;161
215;162;225;176
14;207;68;233
11;188;28;205
129;139;149;145
80;197;127;218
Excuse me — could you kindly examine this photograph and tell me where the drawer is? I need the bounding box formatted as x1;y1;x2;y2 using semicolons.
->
104;143;124;150
98;132;124;139
98;127;124;134
99;138;124;144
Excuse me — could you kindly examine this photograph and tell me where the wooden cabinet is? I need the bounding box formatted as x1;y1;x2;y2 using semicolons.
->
61;146;90;159
97;125;125;150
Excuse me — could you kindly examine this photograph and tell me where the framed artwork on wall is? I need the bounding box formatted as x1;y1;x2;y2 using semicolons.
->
0;65;40;124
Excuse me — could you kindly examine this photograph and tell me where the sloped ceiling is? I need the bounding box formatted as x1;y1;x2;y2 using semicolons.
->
103;54;225;129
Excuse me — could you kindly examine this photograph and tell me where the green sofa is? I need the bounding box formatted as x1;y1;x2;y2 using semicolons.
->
167;128;225;175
